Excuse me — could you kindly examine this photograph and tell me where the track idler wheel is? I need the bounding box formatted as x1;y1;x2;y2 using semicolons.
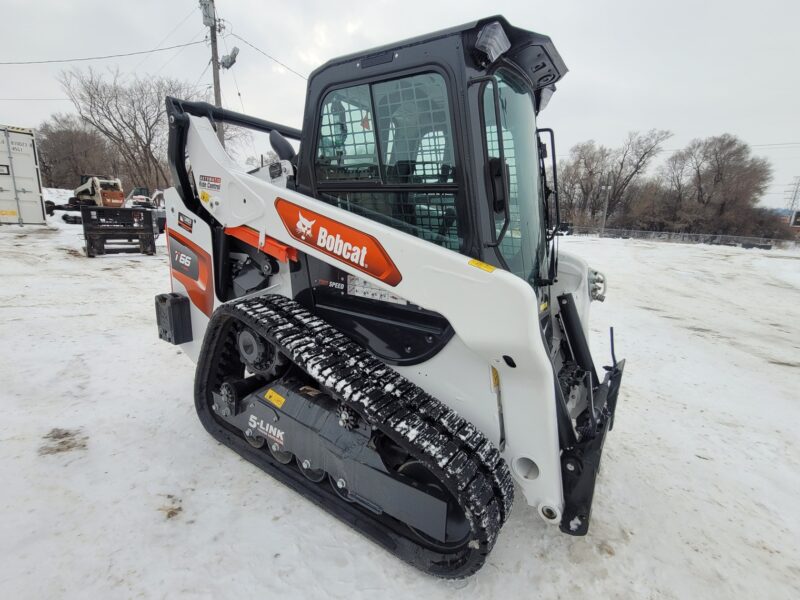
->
268;442;293;465
244;431;265;449
297;457;325;483
328;474;355;503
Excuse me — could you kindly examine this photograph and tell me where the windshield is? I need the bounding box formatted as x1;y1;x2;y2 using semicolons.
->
483;68;547;286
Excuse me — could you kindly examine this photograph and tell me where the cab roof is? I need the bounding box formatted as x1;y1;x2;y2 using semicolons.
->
310;15;568;92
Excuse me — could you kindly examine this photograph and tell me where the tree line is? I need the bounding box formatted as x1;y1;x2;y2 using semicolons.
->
557;130;792;239
38;68;200;193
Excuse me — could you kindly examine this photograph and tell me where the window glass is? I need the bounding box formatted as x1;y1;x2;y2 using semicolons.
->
483;70;546;283
320;191;460;250
372;73;455;183
316;85;379;181
315;73;460;250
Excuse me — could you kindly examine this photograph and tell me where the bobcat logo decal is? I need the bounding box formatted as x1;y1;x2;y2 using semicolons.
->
275;198;402;286
296;211;316;240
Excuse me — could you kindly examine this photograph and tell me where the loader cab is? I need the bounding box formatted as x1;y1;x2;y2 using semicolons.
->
295;16;567;286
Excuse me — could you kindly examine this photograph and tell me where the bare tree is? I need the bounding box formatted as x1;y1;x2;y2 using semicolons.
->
557;130;671;225
661;135;772;234
607;130;673;218
60;68;201;191
37;113;124;188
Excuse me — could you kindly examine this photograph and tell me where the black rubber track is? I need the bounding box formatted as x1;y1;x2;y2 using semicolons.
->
194;294;514;578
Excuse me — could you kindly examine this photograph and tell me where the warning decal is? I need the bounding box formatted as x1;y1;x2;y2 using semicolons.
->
198;175;221;191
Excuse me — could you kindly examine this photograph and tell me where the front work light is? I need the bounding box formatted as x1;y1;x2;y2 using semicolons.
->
475;21;511;64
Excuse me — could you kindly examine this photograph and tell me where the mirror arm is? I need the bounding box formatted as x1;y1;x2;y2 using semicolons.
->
537;127;561;283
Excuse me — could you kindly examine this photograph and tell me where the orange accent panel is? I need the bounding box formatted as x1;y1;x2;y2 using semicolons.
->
224;226;298;263
101;190;125;208
167;227;214;317
274;197;402;287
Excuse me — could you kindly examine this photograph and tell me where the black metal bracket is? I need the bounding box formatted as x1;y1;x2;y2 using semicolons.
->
559;358;625;536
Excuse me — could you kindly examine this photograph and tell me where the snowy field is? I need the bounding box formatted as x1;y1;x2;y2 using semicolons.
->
1;197;798;599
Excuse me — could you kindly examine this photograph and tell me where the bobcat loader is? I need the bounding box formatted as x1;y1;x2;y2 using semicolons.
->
70;174;125;208
155;16;624;578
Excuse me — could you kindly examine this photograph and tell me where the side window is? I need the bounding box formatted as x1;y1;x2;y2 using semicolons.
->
315;72;461;252
316;85;379;181
372;73;455;183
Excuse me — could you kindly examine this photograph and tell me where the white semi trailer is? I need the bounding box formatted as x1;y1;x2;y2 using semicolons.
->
0;125;46;225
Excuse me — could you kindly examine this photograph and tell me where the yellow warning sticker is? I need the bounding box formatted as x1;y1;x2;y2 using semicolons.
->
468;258;496;273
0;210;18;217
539;300;549;312
265;388;286;408
199;190;211;203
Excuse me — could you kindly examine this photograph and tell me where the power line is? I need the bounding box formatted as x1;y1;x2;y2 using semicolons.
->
220;34;246;113
193;60;212;89
154;29;208;76
220;32;259;159
0;40;207;65
0;97;71;101
751;142;800;148
229;33;307;80
132;6;199;71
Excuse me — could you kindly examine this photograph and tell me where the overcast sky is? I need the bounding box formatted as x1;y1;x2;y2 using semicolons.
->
2;0;798;207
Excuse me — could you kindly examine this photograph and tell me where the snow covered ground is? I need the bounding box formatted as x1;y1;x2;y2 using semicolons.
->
1;202;798;599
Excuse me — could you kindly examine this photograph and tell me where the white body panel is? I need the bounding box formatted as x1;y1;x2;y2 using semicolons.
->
0;126;45;225
175;115;572;518
164;188;213;363
552;250;592;339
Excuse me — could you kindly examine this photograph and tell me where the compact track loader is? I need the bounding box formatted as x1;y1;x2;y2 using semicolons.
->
156;16;624;578
70;174;125;208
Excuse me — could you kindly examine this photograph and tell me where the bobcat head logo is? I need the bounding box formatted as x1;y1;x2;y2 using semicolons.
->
296;211;316;240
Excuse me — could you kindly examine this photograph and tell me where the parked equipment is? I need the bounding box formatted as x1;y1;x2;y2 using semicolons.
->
81;206;157;257
156;16;624;578
126;189;166;233
68;174;124;209
0;125;46;225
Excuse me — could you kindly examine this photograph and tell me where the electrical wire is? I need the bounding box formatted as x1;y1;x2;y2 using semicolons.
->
193;60;212;89
0;97;71;101
154;29;208;76
132;6;199;71
220;32;259;159
220;33;245;112
228;33;307;80
0;40;207;65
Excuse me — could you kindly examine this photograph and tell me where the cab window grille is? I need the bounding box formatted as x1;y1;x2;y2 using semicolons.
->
316;84;380;181
372;74;455;183
485;124;521;257
315;72;460;251
320;191;460;251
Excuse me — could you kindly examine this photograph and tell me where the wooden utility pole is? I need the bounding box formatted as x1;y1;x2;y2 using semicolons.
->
200;0;224;146
600;175;612;238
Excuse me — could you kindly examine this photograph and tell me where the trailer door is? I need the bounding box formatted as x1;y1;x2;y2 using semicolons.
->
0;126;46;225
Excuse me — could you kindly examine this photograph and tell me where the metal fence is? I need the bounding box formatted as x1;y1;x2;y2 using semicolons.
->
568;226;800;250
